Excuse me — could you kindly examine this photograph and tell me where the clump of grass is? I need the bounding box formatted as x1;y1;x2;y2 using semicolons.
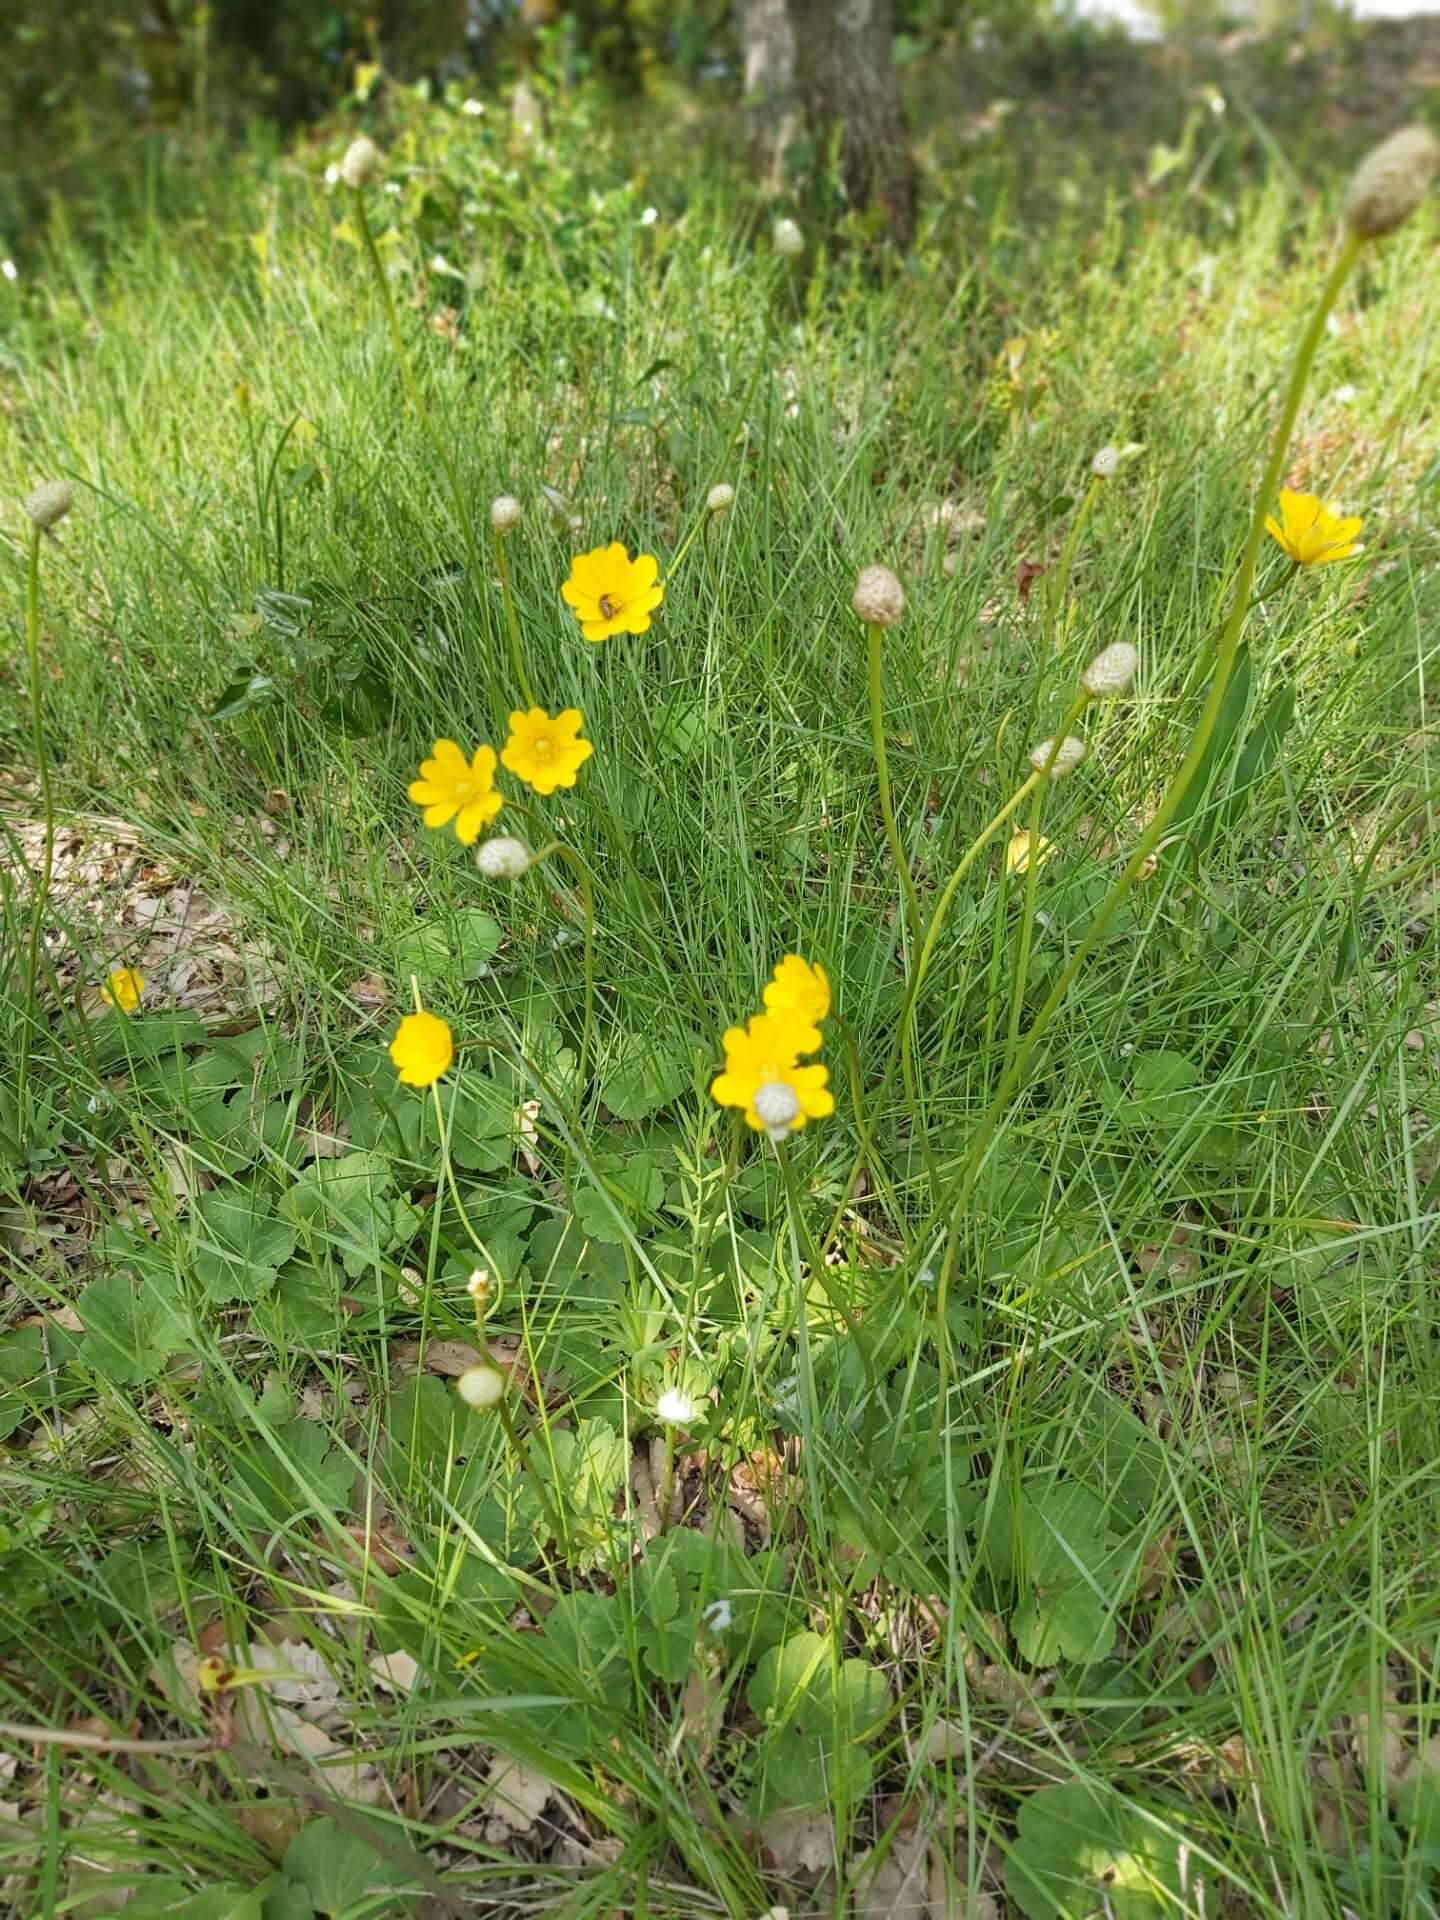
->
1;79;1439;1920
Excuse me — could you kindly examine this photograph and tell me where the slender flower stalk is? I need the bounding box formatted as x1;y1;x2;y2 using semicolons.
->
1047;470;1104;633
17;510;60;1122
921;226;1368;1456
1004;693;1091;1073
492;520;537;707
531;841;597;1107
431;1076;568;1551
859;571;922;950
773;1137;873;1385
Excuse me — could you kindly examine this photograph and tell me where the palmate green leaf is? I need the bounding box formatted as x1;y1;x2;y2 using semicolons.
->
124;1880;267;1919
573;1156;666;1243
599;1032;694;1120
983;1482;1127;1666
192;1186;297;1301
279;1816;418;1918
445;1074;515;1173
279;1150;421;1277
1007;1782;1186;1918
0;1326;49;1440
77;1269;192;1387
232;1418;355;1526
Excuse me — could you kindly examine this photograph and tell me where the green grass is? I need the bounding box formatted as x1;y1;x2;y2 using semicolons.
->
2;63;1440;1920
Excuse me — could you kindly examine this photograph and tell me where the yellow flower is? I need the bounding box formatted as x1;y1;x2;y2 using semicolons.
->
763;955;831;1030
408;740;503;845
1264;490;1363;567
102;968;146;1013
1005;829;1056;875
561;542;664;641
710;1010;833;1140
389;1009;454;1087
501;707;594;796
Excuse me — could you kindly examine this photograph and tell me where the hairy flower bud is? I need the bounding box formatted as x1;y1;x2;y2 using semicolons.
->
656;1388;697;1425
476;835;533;879
773;217;804;258
706;483;735;514
852;564;905;627
490;494;523;534
1081;640;1139;698
24;481;74;529
1029;735;1087;777
1344;125;1440;239
1091;446;1121;479
340;136;384;190
456;1364;506;1409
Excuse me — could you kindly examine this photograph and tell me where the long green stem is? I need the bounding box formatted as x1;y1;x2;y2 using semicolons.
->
1048;473;1103;637
924;228;1364;1448
17;525;53;1125
493;529;537;709
1003;692;1091;1073
867;619;923;952
774;1136;874;1386
535;842;597;1110
834;769;1042;1255
352;191;488;638
432;1081;568;1552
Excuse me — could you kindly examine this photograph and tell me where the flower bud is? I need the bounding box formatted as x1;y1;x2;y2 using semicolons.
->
490;495;523;534
1344;125;1440;240
1081;640;1139;698
773;217;804;258
476;835;533;879
340;136;384;190
24;481;74;529
456;1364;506;1409
465;1268;490;1299
1090;446;1121;479
656;1388;697;1425
706;483;735;514
1029;735;1087;777
852;564;905;627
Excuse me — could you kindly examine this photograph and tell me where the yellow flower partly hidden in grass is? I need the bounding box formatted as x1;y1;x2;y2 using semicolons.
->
102;968;146;1013
408;740;503;844
389;1009;454;1087
1264;490;1363;567
501;707;594;796
1005;829;1056;876
561;542;664;641
711;1010;833;1141
763;954;831;1029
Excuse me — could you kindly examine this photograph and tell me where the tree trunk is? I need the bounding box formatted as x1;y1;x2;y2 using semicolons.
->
737;0;798;192
786;0;916;247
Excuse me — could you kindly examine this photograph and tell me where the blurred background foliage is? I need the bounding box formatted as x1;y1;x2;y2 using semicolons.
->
2;0;1435;247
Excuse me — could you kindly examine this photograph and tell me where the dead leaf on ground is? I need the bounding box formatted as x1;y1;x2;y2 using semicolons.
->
482;1753;555;1835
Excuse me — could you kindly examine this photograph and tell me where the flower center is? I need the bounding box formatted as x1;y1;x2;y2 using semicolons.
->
598;593;620;619
754;1080;801;1129
531;735;555;763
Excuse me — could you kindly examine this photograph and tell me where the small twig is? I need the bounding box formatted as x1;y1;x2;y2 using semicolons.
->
0;1721;214;1756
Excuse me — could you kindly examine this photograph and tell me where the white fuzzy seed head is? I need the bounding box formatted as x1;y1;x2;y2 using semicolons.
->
456;1364;506;1409
1344;125;1440;240
656;1388;697;1425
490;494;522;534
24;481;74;529
773;217;804;258
340;136;384;190
706;483;736;514
465;1268;490;1299
852;564;905;628
476;835;533;879
1029;735;1087;777
754;1080;801;1141
1081;640;1139;699
1091;445;1121;479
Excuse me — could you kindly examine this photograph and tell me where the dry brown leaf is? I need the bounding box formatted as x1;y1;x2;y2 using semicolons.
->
758;1809;833;1877
482;1753;555;1834
851;1827;933;1918
370;1650;421;1695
